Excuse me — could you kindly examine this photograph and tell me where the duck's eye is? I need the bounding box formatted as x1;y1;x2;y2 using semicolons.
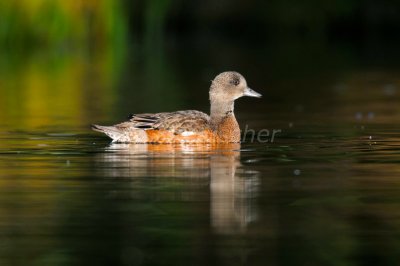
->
230;76;240;86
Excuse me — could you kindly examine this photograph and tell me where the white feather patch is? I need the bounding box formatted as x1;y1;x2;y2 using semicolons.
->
181;131;195;137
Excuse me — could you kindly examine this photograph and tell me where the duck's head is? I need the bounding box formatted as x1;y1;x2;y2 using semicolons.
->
210;71;262;102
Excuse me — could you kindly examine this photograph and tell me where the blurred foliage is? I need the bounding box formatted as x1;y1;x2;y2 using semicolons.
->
0;0;127;51
0;0;129;129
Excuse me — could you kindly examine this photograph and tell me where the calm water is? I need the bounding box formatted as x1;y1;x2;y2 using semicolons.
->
1;43;400;265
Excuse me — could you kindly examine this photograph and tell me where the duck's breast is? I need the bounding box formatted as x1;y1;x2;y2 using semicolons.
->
215;115;241;142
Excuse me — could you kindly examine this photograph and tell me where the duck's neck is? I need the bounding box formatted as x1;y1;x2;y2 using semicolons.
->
210;99;240;142
210;99;235;127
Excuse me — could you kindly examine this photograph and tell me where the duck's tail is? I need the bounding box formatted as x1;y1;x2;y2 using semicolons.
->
91;124;148;143
91;124;127;142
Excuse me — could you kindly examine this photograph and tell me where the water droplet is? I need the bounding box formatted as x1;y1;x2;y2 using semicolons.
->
246;159;260;163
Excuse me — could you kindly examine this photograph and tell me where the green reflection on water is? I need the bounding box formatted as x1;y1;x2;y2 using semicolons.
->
0;50;123;129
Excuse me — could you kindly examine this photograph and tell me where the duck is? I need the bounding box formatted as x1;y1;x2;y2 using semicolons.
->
92;71;261;143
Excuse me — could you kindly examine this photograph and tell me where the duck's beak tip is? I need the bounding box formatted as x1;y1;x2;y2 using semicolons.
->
244;87;262;98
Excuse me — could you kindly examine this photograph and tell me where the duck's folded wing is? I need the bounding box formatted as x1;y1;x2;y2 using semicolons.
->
126;110;210;134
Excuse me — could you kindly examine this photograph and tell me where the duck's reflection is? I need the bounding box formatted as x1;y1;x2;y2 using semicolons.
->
95;143;259;234
210;151;259;234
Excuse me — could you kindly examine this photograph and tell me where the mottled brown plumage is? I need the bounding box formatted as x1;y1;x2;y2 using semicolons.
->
92;71;261;143
129;110;210;133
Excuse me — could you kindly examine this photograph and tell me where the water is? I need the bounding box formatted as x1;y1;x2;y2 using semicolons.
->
1;119;400;265
1;41;400;265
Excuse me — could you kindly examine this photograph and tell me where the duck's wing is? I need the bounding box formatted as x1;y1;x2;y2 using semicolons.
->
126;110;210;134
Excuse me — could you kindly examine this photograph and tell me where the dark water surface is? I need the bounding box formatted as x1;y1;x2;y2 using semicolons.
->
1;117;400;265
1;43;400;265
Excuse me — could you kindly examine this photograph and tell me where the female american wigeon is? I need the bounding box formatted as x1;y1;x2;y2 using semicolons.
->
92;71;261;143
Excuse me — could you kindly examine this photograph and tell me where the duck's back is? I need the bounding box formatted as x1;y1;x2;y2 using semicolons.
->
92;110;216;143
129;110;210;133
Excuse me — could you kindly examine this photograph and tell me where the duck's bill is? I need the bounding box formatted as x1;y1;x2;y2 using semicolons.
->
244;87;262;98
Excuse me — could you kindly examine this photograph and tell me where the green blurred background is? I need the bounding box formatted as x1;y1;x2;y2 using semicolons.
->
0;0;399;129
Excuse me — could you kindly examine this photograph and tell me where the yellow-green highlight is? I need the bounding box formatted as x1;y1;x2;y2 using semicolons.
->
0;0;128;129
0;0;127;50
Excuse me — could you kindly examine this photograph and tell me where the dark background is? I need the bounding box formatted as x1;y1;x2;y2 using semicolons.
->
0;0;399;128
